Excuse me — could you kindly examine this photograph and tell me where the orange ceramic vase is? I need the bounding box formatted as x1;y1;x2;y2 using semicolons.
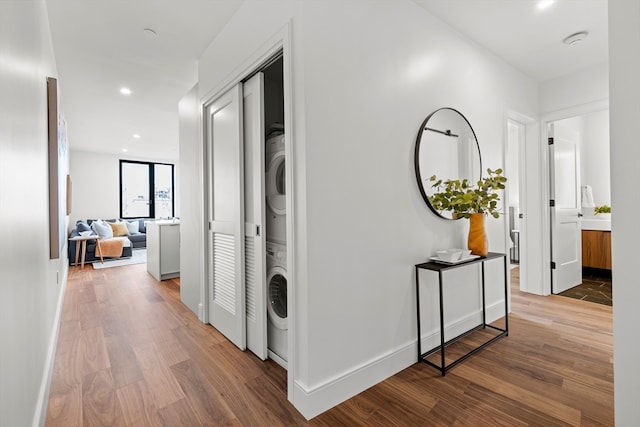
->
468;213;488;257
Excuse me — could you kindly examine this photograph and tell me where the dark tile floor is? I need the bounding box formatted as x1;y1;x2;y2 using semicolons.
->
558;272;612;306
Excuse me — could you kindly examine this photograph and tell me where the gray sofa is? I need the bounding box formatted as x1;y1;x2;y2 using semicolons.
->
68;218;148;265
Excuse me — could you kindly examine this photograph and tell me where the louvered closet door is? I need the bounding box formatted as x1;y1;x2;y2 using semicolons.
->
243;73;267;359
206;84;246;350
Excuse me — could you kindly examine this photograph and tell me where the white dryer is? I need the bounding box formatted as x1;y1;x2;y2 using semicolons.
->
266;241;287;367
266;133;286;245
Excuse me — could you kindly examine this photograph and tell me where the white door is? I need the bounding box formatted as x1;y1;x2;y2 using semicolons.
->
206;84;246;350
243;73;268;359
549;123;582;294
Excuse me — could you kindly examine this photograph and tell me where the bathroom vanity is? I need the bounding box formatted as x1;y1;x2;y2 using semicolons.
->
582;218;611;270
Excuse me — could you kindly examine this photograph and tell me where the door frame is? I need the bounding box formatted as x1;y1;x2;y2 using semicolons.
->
504;110;536;297
539;99;609;295
200;24;295;399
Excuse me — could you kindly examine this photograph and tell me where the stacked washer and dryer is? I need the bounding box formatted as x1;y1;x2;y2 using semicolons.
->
265;124;288;367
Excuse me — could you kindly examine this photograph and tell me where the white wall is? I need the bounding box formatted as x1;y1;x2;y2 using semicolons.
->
0;1;69;425
540;62;608;114
178;85;203;315
609;2;640;424
194;0;537;418
69;150;121;224
69;150;179;228
582;110;610;208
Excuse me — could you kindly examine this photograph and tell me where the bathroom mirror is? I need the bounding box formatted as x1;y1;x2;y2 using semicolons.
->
414;107;482;219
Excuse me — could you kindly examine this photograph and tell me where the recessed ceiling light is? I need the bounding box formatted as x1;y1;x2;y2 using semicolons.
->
143;28;157;36
120;87;132;95
563;31;589;46
133;134;141;139
537;0;555;10
122;148;128;153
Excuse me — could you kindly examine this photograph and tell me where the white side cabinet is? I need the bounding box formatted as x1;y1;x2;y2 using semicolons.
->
147;220;180;281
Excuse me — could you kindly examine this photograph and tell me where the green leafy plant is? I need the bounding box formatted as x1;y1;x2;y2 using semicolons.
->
428;168;507;219
594;205;611;215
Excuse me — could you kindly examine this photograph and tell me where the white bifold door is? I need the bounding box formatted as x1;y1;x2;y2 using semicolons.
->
549;122;582;294
243;74;267;359
205;74;266;355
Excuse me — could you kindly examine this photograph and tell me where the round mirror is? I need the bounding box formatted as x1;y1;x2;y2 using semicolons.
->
414;107;482;219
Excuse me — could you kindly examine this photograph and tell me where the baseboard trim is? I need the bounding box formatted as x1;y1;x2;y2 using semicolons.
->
292;299;506;420
32;265;68;427
292;339;416;419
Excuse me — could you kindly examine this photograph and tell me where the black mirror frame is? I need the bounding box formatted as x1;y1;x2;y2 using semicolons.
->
414;107;483;220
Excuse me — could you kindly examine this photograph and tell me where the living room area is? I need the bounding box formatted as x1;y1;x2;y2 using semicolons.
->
67;149;180;273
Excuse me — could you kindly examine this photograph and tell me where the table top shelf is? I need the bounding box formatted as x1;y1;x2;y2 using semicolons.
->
416;252;504;272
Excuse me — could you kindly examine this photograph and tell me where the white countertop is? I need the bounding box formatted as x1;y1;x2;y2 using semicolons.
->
148;219;181;226
582;218;611;231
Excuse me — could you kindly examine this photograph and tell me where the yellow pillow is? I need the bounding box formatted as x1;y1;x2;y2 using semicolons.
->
108;221;130;237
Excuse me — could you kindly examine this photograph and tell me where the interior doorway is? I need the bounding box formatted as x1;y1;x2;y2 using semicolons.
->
546;109;611;297
505;115;533;297
506;119;524;269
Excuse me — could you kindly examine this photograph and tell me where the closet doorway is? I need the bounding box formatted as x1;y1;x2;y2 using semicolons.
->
203;36;295;401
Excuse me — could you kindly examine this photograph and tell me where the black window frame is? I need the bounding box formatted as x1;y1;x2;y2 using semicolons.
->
119;159;175;219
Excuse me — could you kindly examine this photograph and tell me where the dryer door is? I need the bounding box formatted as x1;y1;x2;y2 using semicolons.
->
266;152;286;215
267;267;287;330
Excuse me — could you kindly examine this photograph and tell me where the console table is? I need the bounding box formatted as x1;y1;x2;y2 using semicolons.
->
415;252;508;375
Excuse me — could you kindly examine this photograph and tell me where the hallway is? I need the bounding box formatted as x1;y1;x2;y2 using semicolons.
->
46;264;613;425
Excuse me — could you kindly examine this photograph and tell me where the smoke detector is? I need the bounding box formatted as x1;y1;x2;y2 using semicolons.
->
563;31;588;47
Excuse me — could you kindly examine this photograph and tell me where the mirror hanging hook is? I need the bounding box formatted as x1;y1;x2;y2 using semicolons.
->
424;127;459;138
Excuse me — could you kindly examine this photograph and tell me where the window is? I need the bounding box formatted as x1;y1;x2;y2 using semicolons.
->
120;160;175;219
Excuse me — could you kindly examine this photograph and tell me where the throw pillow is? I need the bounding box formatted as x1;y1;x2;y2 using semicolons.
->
76;221;91;232
125;220;139;234
91;220;113;238
108;221;130;237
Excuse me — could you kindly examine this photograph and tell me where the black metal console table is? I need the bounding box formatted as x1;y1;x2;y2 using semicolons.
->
415;252;508;375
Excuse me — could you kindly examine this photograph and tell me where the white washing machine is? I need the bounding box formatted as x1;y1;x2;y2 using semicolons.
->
266;133;286;245
266;241;287;367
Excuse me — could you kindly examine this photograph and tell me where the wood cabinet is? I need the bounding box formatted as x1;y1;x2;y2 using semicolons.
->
582;230;611;270
147;221;180;280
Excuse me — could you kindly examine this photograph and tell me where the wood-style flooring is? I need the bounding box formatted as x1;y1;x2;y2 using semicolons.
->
46;264;613;426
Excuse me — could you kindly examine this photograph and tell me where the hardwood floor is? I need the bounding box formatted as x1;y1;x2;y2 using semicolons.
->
46;265;613;426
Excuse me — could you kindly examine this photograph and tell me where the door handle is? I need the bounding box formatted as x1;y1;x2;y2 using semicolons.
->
578;213;583;218
518;213;524;219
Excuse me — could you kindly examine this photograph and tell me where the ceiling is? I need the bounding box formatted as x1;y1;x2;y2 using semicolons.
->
47;0;608;160
412;0;608;82
46;0;244;160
